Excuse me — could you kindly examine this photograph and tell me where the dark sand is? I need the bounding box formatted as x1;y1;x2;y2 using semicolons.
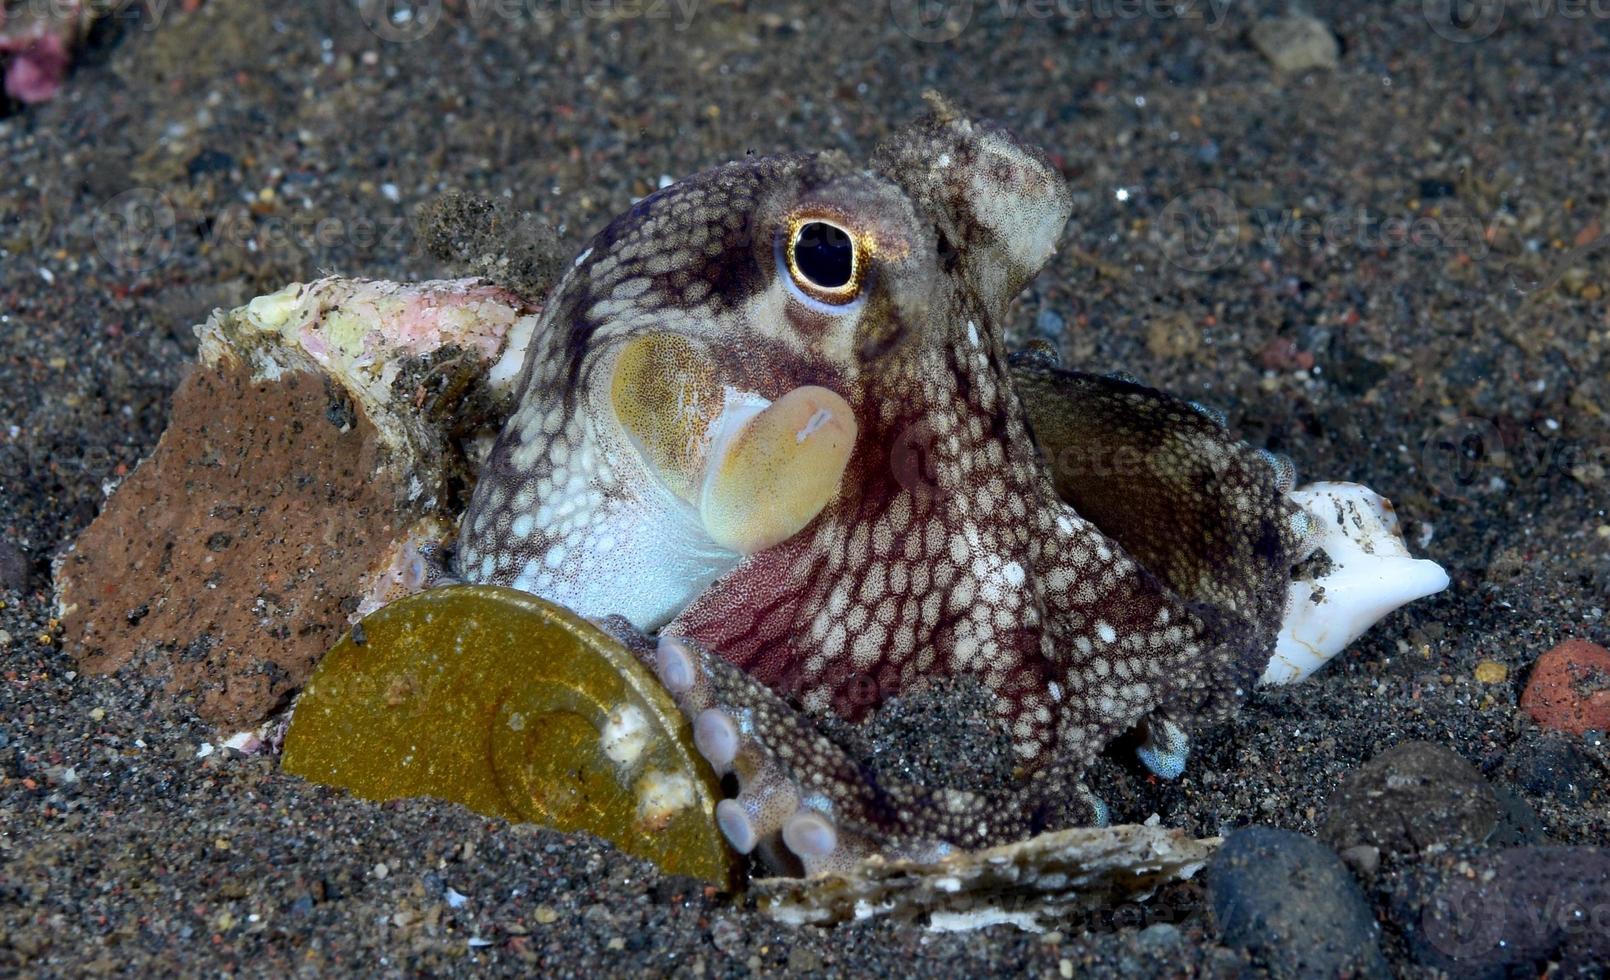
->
3;0;1608;974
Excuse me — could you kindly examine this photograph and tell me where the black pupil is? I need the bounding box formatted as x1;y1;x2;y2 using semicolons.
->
793;222;854;289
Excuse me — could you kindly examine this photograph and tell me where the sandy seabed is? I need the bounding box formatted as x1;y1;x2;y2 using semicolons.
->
2;1;1607;975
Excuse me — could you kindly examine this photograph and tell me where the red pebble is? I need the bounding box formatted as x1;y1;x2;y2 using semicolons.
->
1520;639;1610;735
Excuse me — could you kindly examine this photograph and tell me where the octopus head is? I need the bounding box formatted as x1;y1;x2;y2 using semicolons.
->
458;96;1072;636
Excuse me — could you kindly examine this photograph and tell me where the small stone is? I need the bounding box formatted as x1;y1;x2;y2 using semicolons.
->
1207;827;1388;978
709;917;743;954
89;707;106;721
1501;728;1601;805
1145;313;1200;359
1136;922;1181;951
372;862;389;880
1035;307;1065;340
1521;639;1610;735
1058;959;1074;978
1249;13;1340;74
1487;785;1550;846
1339;844;1380;877
1321;741;1501;855
786;948;821;972
1473;660;1509;684
533;905;559;925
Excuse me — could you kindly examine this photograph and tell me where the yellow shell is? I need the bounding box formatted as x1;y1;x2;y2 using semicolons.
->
281;584;736;886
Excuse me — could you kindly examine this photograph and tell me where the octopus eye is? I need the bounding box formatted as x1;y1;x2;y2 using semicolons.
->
786;219;862;304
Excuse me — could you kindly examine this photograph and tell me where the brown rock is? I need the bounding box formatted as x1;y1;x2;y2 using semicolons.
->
53;277;534;728
56;363;427;726
1320;741;1500;855
1521;639;1610;735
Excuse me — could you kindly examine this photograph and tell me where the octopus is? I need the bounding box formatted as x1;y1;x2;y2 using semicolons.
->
450;96;1424;875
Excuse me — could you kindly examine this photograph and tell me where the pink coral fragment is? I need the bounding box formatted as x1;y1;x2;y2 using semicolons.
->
2;32;68;104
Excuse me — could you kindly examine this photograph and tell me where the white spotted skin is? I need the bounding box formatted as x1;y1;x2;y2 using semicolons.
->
455;98;1311;860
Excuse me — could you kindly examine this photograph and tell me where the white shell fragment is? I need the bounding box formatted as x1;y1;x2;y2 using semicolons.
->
754;823;1218;932
222;730;264;755
1263;482;1450;685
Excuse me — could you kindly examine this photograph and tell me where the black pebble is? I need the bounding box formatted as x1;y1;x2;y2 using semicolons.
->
1501;728;1602;805
186;148;237;179
1321;741;1508;855
1208;826;1390;979
1418;178;1457;199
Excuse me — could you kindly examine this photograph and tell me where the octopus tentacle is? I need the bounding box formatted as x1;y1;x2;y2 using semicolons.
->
629;629;1101;872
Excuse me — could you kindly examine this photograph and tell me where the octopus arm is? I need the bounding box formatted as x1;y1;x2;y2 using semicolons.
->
1009;354;1310;639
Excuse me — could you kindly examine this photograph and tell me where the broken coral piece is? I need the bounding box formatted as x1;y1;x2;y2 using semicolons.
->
1263;482;1450;685
0;0;93;104
755;822;1218;931
54;277;537;727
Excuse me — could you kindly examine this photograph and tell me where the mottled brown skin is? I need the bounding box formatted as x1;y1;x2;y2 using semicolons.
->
456;98;1310;872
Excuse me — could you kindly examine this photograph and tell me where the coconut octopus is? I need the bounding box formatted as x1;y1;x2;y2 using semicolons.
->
452;97;1445;875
